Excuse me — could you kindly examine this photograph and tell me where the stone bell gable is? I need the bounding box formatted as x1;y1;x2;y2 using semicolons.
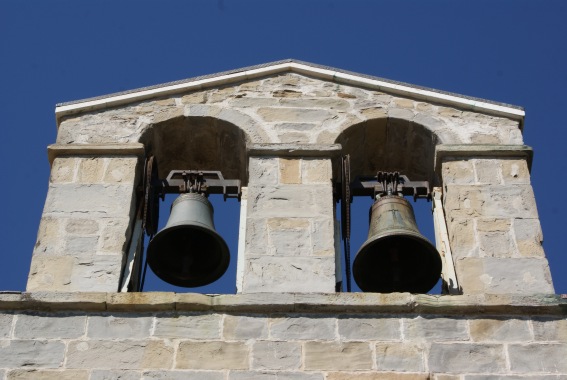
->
2;60;564;379
34;59;551;295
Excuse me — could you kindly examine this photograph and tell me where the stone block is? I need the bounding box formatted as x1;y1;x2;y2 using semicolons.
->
443;184;539;219
87;315;153;339
513;218;545;257
279;159;301;184
66;340;173;369
144;371;223;380
77;157;106;183
92;370;142;380
99;218;132;254
508;344;567;373
252;341;301;370
223;315;268;340
65;218;99;234
249;157;279;186
279;98;350;111
275;123;318;132
474;159;502;184
301;159;332;184
304;342;372;370
257;107;333;123
270;316;336;340
403;316;468;341
469;318;532;342
338;316;400;341
446;218;478;259
70;255;124;292
248;185;333;218
500;159;530;184
456;257;554;294
0;313;13;338
44;183;135;218
442;160;475;185
0;340;65;368
231;97;280;108
14;313;86;339
103;157;138;183
375;342;424;372
277;131;310;143
229;371;324;380
153;314;221;339
181;92;207;104
50;157;77;183
7;370;89;380
27;255;74;291
428;343;506;373
176;341;249;370
532;317;567;341
327;374;429;380
66;235;100;254
243;256;335;293
267;218;312;256
360;107;388;119
107;292;176;312
33;217;64;255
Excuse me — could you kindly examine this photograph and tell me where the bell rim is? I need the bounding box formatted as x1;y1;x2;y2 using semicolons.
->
147;223;230;288
352;232;442;294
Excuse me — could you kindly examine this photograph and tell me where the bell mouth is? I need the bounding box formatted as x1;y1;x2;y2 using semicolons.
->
147;224;229;288
353;232;442;293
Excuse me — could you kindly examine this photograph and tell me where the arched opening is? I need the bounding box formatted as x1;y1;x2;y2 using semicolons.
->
136;116;248;293
334;118;443;293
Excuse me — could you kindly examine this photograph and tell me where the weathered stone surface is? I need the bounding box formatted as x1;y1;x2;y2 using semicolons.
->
65;218;99;234
99;218;131;253
176;341;249;370
87;315;152;338
0;313;13;338
243;256;335;293
532;317;567;341
375;343;425;372
153;314;221;339
301;159;331;184
304;342;372;370
270;316;335;340
279;158;301;184
338;316;400;341
77;157;106;183
469;318;531;342
229;371;324;380
508;344;567;373
248;185;333;218
7;370;89;380
33;217;64;255
249;157;279;185
107;292;176;312
27;255;74;291
446;218;478;258
257;108;333;123
513;218;545;257
66;235;99;254
464;376;567;380
456;257;554;294
50;157;77;183
428;343;506;373
103;158;138;183
474;159;503;184
144;371;224;380
267;218;312;256
70;255;124;292
327;374;429;380
44;183;135;217
14;313;86;339
0;340;65;368
404;316;468;341
500;159;530;184
223;315;268;340
92;370;142;380
67;340;173;369
252;341;301;370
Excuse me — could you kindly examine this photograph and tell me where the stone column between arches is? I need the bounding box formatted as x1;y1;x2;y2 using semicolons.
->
240;144;340;293
437;144;554;294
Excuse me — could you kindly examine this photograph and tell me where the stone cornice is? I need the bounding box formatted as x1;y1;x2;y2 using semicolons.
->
1;292;565;315
247;143;343;158
47;143;146;165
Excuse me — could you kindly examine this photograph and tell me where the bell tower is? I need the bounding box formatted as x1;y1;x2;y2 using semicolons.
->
7;60;564;380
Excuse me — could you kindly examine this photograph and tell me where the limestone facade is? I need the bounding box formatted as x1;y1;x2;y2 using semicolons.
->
2;61;562;378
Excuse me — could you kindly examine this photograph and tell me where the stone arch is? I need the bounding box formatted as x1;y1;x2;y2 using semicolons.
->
139;115;249;183
335;117;440;184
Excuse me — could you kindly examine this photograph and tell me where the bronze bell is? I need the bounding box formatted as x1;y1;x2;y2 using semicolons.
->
352;195;442;293
147;193;229;287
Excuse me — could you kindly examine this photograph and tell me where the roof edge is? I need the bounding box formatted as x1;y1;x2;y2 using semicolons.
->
55;59;525;126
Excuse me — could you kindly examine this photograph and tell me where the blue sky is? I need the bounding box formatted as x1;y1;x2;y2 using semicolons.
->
1;1;565;294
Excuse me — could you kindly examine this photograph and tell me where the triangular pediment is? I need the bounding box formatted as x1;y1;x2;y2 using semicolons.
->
55;59;523;125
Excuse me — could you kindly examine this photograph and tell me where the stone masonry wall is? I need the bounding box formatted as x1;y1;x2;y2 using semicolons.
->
0;293;566;379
